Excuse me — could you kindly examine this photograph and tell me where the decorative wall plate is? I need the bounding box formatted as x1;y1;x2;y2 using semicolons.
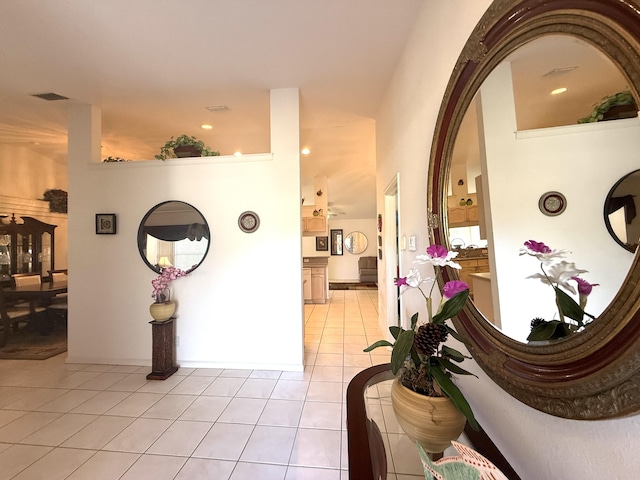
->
538;191;566;216
238;211;260;233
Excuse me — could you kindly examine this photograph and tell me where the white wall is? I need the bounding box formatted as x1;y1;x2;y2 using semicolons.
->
66;89;305;371
326;218;377;282
0;144;68;270
376;1;640;478
480;62;638;341
0;144;68;199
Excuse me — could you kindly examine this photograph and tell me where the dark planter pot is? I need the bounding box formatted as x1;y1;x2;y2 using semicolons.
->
602;104;638;121
173;145;202;158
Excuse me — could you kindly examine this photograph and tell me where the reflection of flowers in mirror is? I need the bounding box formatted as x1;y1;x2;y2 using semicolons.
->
365;244;478;430
152;267;188;303
520;240;599;341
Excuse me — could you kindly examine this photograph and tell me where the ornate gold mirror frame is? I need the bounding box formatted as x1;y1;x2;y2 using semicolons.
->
428;0;640;419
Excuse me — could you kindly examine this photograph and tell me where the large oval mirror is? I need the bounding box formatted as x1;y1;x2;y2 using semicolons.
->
344;231;368;254
448;34;635;343
604;169;640;253
137;201;210;274
428;0;640;419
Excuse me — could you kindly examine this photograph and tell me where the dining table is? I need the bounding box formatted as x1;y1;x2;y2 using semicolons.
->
1;280;68;335
3;280;68;297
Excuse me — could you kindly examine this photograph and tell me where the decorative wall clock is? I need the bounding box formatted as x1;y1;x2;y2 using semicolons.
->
238;211;260;233
538;191;566;216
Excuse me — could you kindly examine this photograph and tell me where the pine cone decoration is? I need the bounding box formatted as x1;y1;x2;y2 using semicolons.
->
438;324;449;343
530;317;546;329
415;323;448;356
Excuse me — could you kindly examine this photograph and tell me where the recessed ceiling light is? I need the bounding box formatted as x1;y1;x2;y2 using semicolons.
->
551;87;568;95
234;151;242;157
301;148;310;155
201;124;213;129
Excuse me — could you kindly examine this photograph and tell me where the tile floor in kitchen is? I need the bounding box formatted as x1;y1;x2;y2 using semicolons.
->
0;289;427;480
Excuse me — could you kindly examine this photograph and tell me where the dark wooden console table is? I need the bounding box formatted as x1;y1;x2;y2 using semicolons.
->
346;363;521;479
147;317;178;380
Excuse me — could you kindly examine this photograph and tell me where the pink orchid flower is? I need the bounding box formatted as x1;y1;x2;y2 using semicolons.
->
443;280;470;299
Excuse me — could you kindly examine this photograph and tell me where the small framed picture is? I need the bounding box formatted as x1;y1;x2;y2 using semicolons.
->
96;213;117;234
316;236;328;251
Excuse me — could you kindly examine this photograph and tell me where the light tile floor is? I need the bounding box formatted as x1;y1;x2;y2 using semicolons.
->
0;289;425;480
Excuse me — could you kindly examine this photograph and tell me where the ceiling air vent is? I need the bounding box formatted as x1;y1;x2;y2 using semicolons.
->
32;92;69;101
542;66;578;77
205;105;229;112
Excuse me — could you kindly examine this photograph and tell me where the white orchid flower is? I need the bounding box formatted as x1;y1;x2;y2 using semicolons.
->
518;239;569;266
414;244;462;269
526;261;588;295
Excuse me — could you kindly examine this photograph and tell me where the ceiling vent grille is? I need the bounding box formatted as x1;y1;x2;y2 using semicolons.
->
32;92;69;101
205;105;229;112
542;66;578;77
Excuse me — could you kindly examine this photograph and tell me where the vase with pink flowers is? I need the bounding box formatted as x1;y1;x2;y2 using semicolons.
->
365;244;478;453
149;266;187;321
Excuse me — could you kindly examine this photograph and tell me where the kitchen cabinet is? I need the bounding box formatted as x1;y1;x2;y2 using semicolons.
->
449;204;479;227
0;214;56;284
448;193;479;227
303;216;326;235
303;268;312;302
303;257;328;304
457;257;489;297
311;267;327;304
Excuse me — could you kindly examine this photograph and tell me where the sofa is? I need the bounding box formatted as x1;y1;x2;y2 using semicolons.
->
358;256;378;283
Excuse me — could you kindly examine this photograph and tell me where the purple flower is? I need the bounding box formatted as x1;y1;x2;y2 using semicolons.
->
151;266;188;300
395;277;408;287
443;280;469;299
426;244;449;259
523;240;551;254
573;277;599;296
415;244;461;269
519;240;568;266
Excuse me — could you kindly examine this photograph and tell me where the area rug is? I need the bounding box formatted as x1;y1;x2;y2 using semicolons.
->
0;327;67;360
329;282;378;290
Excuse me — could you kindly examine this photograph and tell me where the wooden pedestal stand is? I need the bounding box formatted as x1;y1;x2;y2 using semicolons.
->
147;317;178;380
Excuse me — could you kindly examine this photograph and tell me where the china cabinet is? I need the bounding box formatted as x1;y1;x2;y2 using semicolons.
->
0;214;56;284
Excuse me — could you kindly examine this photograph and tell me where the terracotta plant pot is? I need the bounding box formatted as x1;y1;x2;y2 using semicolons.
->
390;378;466;454
149;301;176;321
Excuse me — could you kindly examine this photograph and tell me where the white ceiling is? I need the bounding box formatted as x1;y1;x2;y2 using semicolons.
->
452;35;631;169
0;0;425;220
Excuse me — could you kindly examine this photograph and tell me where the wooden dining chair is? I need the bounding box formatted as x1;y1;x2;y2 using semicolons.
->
10;273;42;310
48;269;68;282
0;288;46;347
48;269;68;305
12;273;42;287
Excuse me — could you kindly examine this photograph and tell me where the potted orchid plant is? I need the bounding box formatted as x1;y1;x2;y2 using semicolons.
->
149;266;188;322
365;244;479;446
152;266;187;303
520;240;598;341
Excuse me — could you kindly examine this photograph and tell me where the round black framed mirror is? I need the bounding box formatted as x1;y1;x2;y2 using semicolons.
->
428;0;640;419
344;231;368;254
137;201;210;274
604;169;640;253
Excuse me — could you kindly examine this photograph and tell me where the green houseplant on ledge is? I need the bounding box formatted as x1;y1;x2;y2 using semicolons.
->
365;244;478;454
577;90;638;123
155;134;221;160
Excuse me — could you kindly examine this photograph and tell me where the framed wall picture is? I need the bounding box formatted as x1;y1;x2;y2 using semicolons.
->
330;229;343;255
316;236;328;251
96;213;117;234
